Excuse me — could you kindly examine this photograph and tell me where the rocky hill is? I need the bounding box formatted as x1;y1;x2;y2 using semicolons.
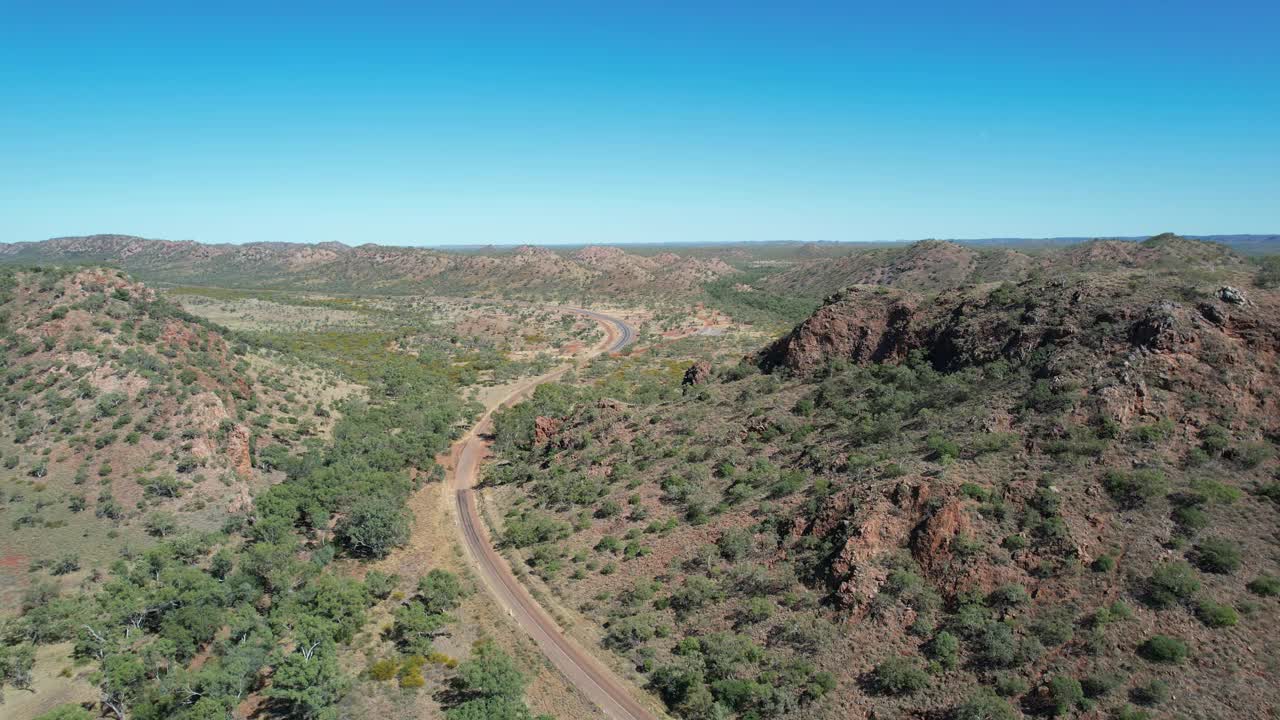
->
0;267;350;607
0;235;737;299
484;250;1280;720
755;234;1252;300
757;240;1034;296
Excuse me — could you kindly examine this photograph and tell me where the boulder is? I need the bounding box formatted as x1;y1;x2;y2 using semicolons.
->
1218;285;1247;305
682;360;713;388
534;416;563;445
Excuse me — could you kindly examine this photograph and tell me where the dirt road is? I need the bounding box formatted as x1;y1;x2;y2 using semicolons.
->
446;308;660;720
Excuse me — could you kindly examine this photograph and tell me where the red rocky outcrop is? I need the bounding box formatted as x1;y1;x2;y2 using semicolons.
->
757;287;917;373
534;416;563;445
682;360;713;388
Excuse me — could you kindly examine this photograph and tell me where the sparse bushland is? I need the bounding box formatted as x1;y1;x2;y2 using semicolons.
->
6;237;1280;719
0;267;558;719
485;247;1280;719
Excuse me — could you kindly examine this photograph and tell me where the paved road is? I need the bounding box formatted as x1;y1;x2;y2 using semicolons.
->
450;309;657;720
562;306;637;352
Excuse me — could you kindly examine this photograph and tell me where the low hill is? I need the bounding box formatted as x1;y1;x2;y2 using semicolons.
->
754;234;1253;300
0;267;352;608
758;240;1036;296
0;267;526;720
485;263;1280;719
0;235;738;299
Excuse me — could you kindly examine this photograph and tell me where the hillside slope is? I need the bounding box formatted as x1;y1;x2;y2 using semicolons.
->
0;267;353;609
0;235;738;299
485;252;1280;720
0;267;567;720
755;234;1253;300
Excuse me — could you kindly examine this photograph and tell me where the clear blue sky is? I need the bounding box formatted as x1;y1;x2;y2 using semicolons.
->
2;1;1277;246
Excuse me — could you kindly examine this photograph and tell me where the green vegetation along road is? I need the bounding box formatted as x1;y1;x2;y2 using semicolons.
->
449;308;657;720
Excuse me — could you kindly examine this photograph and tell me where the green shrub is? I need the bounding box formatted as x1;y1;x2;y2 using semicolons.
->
926;433;960;461
1190;537;1241;574
1091;553;1115;572
368;658;399;681
1081;670;1125;698
1103;469;1166;509
973;622;1028;669
669;575;721;615
1043;675;1084;716
987;583;1030;610
1030;608;1075;647
1138;635;1188;664
418;569;464;614
739;597;772;624
927;630;960;670
1228;442;1270;469
337;495;411;558
1144;561;1200;608
769;470;806;498
1247;574;1280;597
1002;534;1028;551
1131;678;1170;706
1256;481;1280;506
1171;503;1208;535
1189;477;1243;504
1198;424;1230;454
50;553;80;576
595;535;622;554
364;570;398;600
716;528;752;562
993;674;1030;697
953;689;1019;720
871;657;930;695
1194;598;1239;628
1129;419;1174;443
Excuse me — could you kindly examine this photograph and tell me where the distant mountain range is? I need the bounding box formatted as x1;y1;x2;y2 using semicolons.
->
0;234;737;298
948;234;1280;254
1;232;1274;299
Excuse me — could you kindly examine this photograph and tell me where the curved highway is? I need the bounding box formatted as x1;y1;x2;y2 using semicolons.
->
563;307;637;352
450;308;656;720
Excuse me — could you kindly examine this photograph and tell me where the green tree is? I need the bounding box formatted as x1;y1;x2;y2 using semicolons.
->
454;641;527;700
419;569;465;614
100;653;146;720
0;643;35;703
265;640;351;720
336;494;411;558
928;630;961;670
871;657;929;695
300;574;371;644
391;602;448;655
446;641;550;720
954;689;1019;720
1043;675;1084;716
1138;635;1188;664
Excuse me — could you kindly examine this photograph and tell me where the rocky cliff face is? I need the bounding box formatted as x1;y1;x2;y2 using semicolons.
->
761;274;1278;395
757;287;917;373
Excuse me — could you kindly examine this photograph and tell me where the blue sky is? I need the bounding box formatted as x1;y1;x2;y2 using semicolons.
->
2;1;1277;246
